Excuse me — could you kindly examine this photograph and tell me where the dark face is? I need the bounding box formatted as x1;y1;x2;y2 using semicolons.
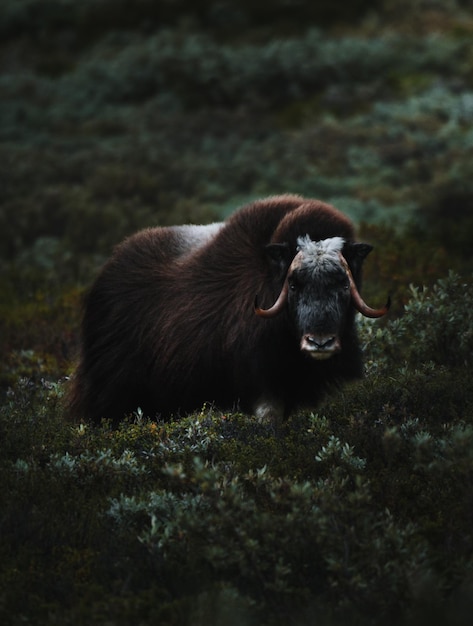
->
257;235;385;348
283;237;352;359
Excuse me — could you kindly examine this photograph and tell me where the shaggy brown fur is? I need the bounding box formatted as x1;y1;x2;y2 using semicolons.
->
68;194;366;425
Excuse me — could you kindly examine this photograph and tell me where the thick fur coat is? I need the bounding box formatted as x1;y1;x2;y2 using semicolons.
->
68;194;371;424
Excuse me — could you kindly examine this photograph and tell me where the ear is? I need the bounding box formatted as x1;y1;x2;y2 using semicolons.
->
342;242;373;280
265;242;291;277
344;242;373;261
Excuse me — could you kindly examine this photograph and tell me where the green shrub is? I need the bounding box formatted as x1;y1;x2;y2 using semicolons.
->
49;30;472;113
1;354;473;623
359;271;473;371
108;456;427;623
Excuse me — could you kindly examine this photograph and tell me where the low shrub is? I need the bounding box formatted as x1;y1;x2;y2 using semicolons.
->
1;270;472;624
359;271;473;371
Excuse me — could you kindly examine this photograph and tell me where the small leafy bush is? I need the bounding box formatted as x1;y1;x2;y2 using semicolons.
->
1;268;473;624
109;456;427;623
359;271;473;371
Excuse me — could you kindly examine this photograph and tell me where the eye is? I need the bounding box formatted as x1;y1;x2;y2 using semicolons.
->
288;276;300;292
330;276;349;292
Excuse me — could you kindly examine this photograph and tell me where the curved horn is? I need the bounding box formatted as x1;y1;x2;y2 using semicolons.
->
254;280;289;318
339;254;390;318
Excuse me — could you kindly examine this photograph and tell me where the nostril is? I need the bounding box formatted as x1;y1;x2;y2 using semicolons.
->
320;336;336;349
305;335;336;349
305;335;319;347
301;334;341;359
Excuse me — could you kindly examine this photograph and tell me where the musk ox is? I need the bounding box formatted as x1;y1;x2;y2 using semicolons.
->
68;194;389;426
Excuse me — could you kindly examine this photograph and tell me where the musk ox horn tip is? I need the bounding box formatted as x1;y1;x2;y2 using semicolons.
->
254;294;277;319
254;295;262;314
254;294;269;318
254;281;289;318
361;293;391;318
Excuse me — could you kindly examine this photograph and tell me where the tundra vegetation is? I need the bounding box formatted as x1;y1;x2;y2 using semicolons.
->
1;0;473;624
